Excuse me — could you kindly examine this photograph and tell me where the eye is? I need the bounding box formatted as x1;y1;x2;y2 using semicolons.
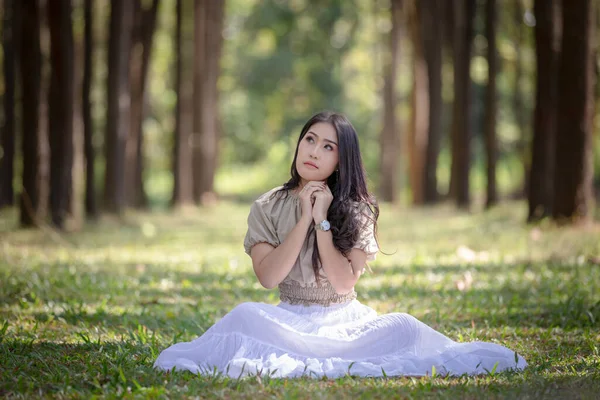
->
305;136;314;143
325;144;333;151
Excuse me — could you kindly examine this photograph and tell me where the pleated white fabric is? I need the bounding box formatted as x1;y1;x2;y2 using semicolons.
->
153;300;527;378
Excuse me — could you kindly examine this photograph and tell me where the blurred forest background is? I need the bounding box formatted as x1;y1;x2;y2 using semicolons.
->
0;0;599;229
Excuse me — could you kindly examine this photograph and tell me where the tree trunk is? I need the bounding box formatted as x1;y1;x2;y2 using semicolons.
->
172;0;194;207
441;0;455;54
484;0;498;208
408;0;428;205
71;29;85;227
419;0;443;204
379;0;402;203
192;0;225;205
513;0;528;197
449;0;476;208
104;0;134;214
47;0;75;229
19;0;42;227
126;0;159;209
553;0;595;223
0;0;19;209
83;0;97;218
193;0;206;204
528;0;560;222
37;1;51;221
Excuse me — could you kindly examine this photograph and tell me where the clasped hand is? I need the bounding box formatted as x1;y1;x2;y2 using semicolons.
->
298;181;333;223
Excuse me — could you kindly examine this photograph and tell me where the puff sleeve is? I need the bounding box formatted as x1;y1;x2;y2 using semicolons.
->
243;200;280;255
353;204;379;261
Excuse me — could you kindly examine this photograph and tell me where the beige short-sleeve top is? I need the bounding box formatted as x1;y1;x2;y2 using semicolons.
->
244;186;378;304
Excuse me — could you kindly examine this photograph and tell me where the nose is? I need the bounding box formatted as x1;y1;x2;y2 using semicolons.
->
309;146;319;159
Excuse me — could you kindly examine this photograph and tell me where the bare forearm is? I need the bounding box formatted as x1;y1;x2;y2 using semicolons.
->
254;216;313;288
316;230;358;294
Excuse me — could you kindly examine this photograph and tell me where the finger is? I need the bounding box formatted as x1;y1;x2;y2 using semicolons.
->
303;186;322;197
305;181;326;189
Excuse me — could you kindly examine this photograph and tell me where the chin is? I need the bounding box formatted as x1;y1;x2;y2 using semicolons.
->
300;172;330;182
296;165;322;181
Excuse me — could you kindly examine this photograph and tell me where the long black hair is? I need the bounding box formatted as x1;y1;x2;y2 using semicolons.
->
276;111;379;283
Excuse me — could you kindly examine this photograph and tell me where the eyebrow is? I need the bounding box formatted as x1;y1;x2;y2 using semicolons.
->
307;131;338;146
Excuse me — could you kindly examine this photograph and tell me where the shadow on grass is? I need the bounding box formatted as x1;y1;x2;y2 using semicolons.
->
1;339;600;398
0;339;160;396
2;259;598;332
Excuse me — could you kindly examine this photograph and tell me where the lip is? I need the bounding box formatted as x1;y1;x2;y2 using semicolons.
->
303;161;318;169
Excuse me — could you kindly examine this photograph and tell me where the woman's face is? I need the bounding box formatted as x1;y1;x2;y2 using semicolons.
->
295;122;339;185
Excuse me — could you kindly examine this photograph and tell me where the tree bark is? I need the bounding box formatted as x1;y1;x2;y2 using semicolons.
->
513;0;528;197
449;0;476;208
0;0;19;209
19;0;42;227
47;0;75;229
408;0;428;205
104;0;134;214
484;0;498;208
419;0;443;204
192;0;206;204
83;0;97;218
172;0;194;207
126;0;159;209
193;0;225;205
379;0;402;203
553;0;595;223
441;0;455;54
528;0;560;222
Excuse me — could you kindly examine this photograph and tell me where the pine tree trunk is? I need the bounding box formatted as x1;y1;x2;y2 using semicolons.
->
553;0;595;223
126;0;159;209
420;0;443;204
19;0;42;227
528;0;560;222
408;0;428;206
449;0;476;207
37;2;50;221
104;0;134;214
172;0;194;207
0;0;19;209
513;0;528;197
192;0;206;204
47;0;75;229
379;0;402;203
193;0;224;205
83;0;97;218
484;0;498;208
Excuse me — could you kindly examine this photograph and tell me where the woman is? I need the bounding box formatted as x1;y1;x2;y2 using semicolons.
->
154;111;527;378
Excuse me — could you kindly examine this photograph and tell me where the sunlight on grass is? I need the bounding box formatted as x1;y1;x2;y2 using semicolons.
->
1;200;599;397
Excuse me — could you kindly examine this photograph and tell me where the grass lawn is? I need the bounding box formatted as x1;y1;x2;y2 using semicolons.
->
1;200;599;399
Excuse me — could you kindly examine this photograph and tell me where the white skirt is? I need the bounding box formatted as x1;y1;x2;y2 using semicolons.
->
153;300;527;378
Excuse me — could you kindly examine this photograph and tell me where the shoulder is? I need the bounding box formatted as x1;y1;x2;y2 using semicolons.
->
251;186;295;214
255;186;286;204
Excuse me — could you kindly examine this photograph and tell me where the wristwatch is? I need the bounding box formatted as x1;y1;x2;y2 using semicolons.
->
315;219;331;232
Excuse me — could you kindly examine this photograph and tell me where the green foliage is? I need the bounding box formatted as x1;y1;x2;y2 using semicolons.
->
67;0;598;207
220;0;363;165
1;201;600;397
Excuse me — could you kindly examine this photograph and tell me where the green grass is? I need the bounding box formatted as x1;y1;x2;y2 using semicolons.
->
1;200;599;399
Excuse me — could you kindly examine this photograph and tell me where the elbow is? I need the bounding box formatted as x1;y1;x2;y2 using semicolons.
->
257;274;279;290
260;280;278;290
330;274;359;295
253;261;279;290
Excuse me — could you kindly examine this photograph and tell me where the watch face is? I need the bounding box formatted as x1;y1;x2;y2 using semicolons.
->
321;220;331;231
